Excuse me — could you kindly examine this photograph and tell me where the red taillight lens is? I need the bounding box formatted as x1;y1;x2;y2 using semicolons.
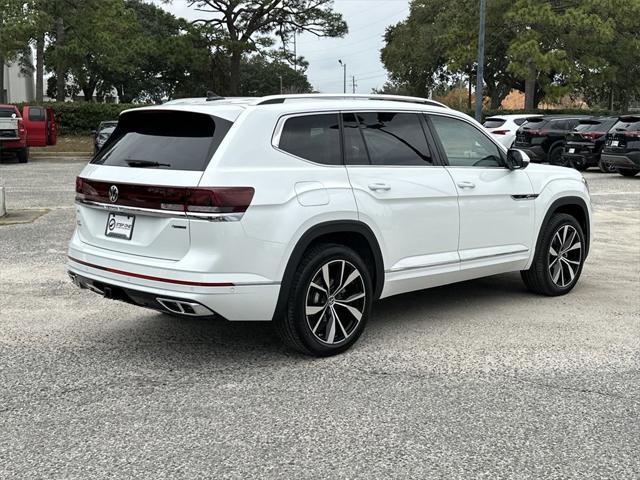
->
580;131;605;141
17;119;26;135
624;131;640;138
526;129;540;136
75;178;254;214
492;129;509;135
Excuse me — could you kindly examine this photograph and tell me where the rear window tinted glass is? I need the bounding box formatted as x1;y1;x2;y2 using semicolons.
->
483;118;505;128
522;118;548;129
91;110;232;171
579;119;617;132
0;108;17;118
279;114;341;165
356;112;432;166
513;118;528;126
611;118;640;132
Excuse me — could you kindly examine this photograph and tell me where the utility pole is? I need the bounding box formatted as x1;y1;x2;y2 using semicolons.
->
351;76;357;94
338;59;347;94
475;0;486;121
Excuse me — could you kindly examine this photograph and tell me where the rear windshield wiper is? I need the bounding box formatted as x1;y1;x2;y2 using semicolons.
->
125;159;171;168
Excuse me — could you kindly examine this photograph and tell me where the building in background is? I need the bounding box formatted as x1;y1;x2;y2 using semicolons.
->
2;58;35;104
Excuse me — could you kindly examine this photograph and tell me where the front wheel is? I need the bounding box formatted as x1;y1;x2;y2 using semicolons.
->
616;168;639;177
548;146;563;165
598;157;617;173
275;244;372;356
521;213;586;296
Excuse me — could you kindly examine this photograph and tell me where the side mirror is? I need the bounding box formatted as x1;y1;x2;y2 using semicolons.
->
506;148;530;170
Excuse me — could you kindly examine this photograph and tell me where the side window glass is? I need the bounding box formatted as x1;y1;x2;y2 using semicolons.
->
279;114;341;165
28;107;45;121
356;112;433;166
342;113;369;165
430;115;504;168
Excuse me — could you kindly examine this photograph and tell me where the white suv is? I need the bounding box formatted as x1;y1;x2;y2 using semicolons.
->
68;94;592;356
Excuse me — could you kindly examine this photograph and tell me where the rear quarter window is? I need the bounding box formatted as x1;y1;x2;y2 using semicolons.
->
28;107;45;121
91;110;232;171
278;113;341;165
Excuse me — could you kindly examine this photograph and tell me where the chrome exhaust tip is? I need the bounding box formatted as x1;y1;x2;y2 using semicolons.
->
156;298;213;317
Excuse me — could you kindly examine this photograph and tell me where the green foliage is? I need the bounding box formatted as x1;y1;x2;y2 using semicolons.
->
382;0;640;109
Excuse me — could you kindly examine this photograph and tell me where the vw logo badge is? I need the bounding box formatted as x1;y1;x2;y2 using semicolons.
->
109;185;119;203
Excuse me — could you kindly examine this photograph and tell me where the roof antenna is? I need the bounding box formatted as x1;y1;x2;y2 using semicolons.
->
206;91;223;101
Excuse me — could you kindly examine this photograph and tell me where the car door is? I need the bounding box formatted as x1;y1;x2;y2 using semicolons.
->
22;106;46;147
427;113;535;273
342;111;460;297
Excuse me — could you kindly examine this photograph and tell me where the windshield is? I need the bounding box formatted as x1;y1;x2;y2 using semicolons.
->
92;110;232;171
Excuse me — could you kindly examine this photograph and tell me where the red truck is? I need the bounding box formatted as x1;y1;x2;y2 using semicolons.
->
0;105;57;163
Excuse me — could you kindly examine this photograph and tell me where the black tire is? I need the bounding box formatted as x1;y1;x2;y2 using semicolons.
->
598;157;617;173
521;213;586;296
274;243;373;356
548;146;563;165
17;148;29;163
616;168;639;177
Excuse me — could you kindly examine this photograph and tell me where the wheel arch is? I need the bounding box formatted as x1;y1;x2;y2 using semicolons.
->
272;220;385;322
536;196;591;258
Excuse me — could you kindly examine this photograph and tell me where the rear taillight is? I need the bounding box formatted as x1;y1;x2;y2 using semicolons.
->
75;178;254;214
526;129;541;136
492;129;509;135
624;131;640;138
17;119;26;136
580;131;605;141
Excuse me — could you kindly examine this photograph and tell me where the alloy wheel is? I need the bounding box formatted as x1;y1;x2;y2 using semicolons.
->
548;225;582;288
305;260;366;345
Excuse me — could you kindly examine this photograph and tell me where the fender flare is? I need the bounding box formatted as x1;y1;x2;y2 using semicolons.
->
271;220;385;321
535;196;591;258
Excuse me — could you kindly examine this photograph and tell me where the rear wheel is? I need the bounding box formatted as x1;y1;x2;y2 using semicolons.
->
598;157;617;173
616;168;639;177
521;213;585;296
548;146;563;165
275;243;372;356
17;148;29;163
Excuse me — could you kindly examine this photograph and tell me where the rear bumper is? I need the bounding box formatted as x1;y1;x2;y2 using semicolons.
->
0;139;26;150
601;153;640;169
560;152;599;167
67;253;280;321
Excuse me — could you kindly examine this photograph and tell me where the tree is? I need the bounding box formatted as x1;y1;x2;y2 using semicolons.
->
0;0;32;102
240;55;312;95
188;0;347;95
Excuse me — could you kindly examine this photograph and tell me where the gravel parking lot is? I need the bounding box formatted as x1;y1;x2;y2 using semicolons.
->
1;158;638;479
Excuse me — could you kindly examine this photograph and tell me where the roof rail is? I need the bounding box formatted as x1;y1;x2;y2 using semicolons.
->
255;94;449;109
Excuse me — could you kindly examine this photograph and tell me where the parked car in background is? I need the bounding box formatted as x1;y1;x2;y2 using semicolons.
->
0;105;56;163
601;115;640;177
68;94;592;356
93;120;118;155
514;115;590;164
0;104;28;162
483;114;542;148
556;117;618;172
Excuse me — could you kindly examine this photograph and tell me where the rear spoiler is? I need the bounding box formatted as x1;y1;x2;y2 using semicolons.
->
524;116;545;123
578;119;602;125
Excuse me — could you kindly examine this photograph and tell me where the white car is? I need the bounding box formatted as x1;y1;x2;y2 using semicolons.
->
484;114;542;148
68;94;592;356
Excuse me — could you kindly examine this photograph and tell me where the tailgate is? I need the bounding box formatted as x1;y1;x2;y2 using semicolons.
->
75;167;202;261
0;118;19;140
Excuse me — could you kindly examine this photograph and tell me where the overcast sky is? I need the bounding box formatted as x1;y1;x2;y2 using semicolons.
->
159;0;411;93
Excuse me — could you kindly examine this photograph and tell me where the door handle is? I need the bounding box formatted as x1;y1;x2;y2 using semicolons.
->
457;181;476;189
368;183;391;191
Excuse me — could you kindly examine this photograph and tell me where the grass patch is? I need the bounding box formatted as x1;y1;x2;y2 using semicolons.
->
34;136;93;154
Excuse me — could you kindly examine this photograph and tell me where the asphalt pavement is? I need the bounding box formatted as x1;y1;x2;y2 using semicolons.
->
1;157;638;479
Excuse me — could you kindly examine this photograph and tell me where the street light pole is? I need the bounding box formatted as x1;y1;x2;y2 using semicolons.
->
338;59;346;94
475;0;486;121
